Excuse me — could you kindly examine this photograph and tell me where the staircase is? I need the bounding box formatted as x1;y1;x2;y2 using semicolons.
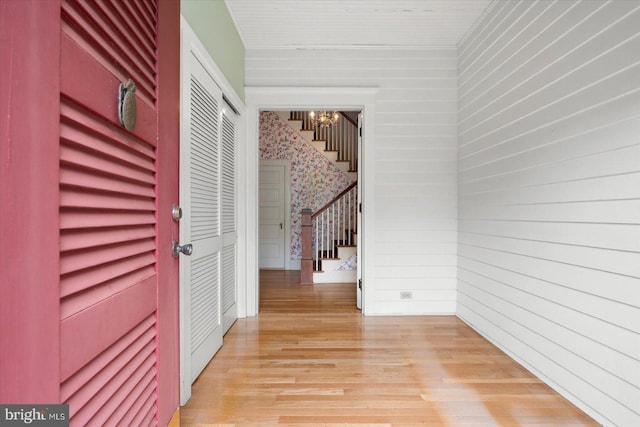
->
282;110;360;284
275;111;358;182
301;183;358;284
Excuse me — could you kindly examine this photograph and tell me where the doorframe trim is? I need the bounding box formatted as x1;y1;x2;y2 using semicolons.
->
259;159;292;270
243;87;378;316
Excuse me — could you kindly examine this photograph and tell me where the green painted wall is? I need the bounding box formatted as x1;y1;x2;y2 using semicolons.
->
181;0;245;100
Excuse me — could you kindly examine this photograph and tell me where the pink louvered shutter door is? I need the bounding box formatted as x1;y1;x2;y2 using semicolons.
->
58;1;162;424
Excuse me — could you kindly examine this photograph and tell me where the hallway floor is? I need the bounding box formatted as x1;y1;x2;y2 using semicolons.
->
180;270;597;426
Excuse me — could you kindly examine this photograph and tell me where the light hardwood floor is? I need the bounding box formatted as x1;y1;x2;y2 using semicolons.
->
180;270;598;426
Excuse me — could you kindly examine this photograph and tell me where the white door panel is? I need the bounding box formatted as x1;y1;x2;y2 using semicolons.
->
260;224;281;240
260;189;281;202
260;206;281;220
181;54;223;394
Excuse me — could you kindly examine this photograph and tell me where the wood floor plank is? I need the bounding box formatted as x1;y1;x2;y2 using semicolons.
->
180;270;598;426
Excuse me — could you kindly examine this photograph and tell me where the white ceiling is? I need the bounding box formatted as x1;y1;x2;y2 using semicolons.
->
224;0;494;49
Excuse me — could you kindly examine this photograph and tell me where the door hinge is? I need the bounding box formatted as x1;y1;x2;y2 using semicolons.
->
359;203;362;213
359;127;362;137
358;279;362;290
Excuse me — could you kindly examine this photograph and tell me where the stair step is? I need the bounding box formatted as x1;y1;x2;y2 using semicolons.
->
310;140;327;152
333;161;351;173
313;264;356;283
279;112;358;181
323;151;338;163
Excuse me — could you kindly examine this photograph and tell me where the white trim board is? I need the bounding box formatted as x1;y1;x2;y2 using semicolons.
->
243;87;378;316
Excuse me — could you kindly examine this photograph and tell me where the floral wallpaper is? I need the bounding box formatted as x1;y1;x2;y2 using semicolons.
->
336;254;357;271
260;111;351;260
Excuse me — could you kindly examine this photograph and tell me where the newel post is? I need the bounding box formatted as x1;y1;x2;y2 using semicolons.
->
300;208;313;285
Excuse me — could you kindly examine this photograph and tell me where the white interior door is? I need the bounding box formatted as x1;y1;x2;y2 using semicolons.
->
221;109;238;333
180;49;224;404
259;164;286;268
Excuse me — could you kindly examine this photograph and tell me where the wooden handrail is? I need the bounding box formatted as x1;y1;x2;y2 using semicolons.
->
312;181;358;220
339;111;358;128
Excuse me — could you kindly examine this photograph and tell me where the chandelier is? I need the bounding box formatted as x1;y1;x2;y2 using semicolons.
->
309;111;339;128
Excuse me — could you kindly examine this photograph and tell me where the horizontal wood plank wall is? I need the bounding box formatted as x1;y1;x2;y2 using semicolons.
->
246;49;458;315
456;1;640;426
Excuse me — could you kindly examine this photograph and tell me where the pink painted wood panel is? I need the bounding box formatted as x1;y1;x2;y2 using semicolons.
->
60;275;156;381
60;225;156;252
57;1;179;424
96;1;157;61
60;257;155;300
60;189;156;211
1;1;180;422
0;0;62;404
156;0;182;423
60;266;156;319
60;210;156;229
60;33;157;145
65;335;155;418
60;316;155;401
61;100;155;159
59;144;155;184
60;167;156;198
71;345;155;424
61;1;157;104
60;239;156;275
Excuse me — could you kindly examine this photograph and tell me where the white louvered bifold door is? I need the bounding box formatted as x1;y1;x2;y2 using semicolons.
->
221;111;238;333
181;53;223;392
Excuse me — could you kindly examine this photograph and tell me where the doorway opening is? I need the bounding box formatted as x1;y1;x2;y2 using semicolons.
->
243;87;378;317
257;109;361;312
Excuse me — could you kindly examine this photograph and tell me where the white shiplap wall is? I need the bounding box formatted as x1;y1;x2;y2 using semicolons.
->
457;1;640;426
246;49;458;314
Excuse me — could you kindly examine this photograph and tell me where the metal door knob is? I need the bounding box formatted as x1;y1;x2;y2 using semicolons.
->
171;241;193;258
171;204;183;221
